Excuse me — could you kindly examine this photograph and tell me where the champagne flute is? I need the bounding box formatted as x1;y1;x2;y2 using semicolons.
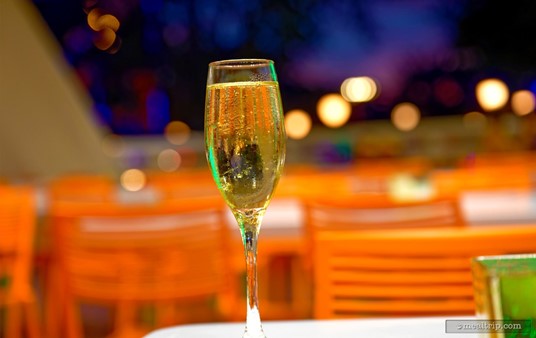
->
204;59;286;338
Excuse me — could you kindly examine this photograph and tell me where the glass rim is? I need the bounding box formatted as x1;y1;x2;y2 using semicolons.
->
473;253;536;263
472;253;536;276
209;58;274;69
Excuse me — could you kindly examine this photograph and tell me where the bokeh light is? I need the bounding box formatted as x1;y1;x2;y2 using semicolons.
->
33;0;536;135
87;8;103;31
95;14;120;31
164;121;191;145
284;109;312;139
391;102;420;131
157;149;182;172
476;78;509;112
340;77;379;103
120;169;147;192
88;10;120;32
87;8;121;52
463;111;487;131
511;90;535;116
317;94;352;128
93;28;116;51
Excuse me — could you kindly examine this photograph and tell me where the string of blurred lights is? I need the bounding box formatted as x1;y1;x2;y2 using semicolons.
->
107;74;536;179
281;75;536;144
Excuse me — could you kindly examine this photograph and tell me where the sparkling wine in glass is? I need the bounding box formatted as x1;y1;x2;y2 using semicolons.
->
204;59;286;338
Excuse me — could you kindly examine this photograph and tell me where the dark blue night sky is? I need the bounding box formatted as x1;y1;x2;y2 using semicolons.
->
32;0;536;134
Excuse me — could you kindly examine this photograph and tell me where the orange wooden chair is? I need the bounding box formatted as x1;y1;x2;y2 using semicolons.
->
46;196;237;338
312;225;536;319
304;194;466;263
305;195;465;232
48;174;116;202
0;186;41;338
145;170;219;200
299;194;466;318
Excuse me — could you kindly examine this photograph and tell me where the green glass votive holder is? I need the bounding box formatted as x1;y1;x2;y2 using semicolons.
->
472;254;536;338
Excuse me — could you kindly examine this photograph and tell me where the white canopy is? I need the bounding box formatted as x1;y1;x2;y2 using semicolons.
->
0;0;116;181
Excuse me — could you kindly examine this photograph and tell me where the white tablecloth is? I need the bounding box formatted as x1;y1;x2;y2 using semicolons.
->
144;317;475;338
461;190;536;224
252;190;536;235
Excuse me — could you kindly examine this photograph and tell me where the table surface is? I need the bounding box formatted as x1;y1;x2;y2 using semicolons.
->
144;316;476;338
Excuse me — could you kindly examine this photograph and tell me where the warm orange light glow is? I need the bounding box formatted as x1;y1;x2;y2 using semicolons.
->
476;78;509;111
165;121;191;145
284;109;312;140
340;76;379;102
157;149;182;172
88;9;120;32
511;90;535;116
93;28;116;50
120;169;146;192
391;102;420;131
317;94;352;128
463;111;487;131
87;8;103;31
97;14;120;31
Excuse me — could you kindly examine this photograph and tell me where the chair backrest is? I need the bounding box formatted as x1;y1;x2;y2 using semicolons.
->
305;195;465;232
49;196;233;303
48;174;116;202
0;185;36;301
303;195;465;270
312;225;536;319
145;170;220;200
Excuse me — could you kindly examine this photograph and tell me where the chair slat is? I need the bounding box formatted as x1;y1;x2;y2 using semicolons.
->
329;256;470;270
331;298;475;314
313;226;536;318
330;270;473;284
330;284;474;298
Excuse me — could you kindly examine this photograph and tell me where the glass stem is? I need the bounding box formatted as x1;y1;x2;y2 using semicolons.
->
237;210;265;338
